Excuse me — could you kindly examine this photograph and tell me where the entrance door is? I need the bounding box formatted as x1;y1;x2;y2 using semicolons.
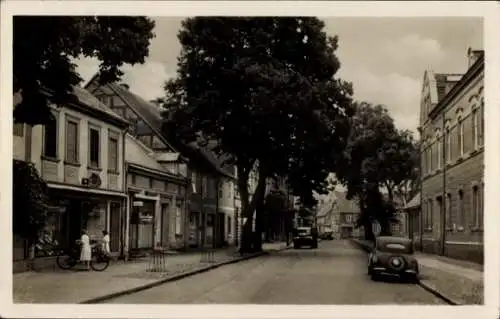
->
109;202;121;252
161;204;169;248
217;213;225;247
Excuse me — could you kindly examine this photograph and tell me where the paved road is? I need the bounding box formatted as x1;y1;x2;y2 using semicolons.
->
104;240;447;304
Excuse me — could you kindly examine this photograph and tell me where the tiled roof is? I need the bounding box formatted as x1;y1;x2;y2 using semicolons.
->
125;134;183;178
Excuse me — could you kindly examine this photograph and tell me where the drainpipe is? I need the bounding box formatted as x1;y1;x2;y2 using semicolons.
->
441;115;447;256
121;130;128;260
418;127;424;253
183;165;190;250
214;176;221;249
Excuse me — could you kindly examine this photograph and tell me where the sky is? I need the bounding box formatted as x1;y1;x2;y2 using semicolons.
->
76;17;483;135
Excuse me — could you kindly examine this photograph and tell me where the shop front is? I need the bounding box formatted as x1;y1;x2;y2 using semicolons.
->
129;194;157;251
35;185;126;258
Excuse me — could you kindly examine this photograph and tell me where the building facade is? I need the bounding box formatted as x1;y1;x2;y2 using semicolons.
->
13;87;129;270
331;191;361;239
125;134;188;256
85;76;236;249
419;48;484;263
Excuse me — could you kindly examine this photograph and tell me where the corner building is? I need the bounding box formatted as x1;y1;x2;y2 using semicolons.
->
419;48;484;263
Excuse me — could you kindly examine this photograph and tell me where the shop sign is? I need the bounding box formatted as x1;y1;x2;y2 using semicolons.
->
139;212;154;224
133;201;144;207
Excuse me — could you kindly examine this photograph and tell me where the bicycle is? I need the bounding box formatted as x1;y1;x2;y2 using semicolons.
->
56;242;110;271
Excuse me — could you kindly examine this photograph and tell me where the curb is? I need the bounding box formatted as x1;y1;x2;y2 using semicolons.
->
349;239;460;305
417;280;461;305
80;245;289;304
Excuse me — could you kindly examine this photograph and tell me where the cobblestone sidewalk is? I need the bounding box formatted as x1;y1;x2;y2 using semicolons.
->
351;239;483;305
13;243;288;304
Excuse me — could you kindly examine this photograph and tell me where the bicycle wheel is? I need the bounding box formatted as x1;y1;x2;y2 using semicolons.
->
56;254;77;270
90;253;110;271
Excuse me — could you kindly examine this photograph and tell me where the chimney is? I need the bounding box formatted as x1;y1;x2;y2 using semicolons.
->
467;47;483;68
120;83;130;90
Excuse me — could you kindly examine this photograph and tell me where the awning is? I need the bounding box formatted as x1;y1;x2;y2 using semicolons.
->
403;193;420;210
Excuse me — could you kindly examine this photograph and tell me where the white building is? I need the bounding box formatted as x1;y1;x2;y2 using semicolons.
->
13;87;129;269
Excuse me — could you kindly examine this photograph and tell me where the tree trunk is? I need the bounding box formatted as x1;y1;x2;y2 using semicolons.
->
237;161;268;254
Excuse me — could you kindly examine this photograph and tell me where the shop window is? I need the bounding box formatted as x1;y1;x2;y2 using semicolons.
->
13;123;24;137
175;205;182;235
207;214;214;227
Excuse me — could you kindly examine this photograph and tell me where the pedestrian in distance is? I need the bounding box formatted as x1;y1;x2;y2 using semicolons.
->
78;229;92;270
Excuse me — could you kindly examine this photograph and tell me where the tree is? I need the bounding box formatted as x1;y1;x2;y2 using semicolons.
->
336;102;419;240
13;160;50;245
163;17;353;253
13;16;155;125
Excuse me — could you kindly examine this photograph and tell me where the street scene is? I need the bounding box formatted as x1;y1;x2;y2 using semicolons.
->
11;15;484;307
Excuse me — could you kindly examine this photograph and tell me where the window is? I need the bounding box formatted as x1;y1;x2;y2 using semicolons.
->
458;190;465;228
65;120;79;163
89;127;100;168
202;176;208;198
108;135;118;172
446;127;451;162
445;193;452;228
436;131;442;169
458;116;464;156
219;181;224;199
479;98;484;146
191;171;197;194
472;185;480;228
13;123;24;137
425;199;433;229
43;117;58;158
428;144;433;172
228;181;233;199
472;109;478;149
175;205;182;235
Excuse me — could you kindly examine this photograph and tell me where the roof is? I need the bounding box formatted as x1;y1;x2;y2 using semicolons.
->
403;192;420;210
155;152;180;162
333;191;360;214
85;74;235;179
434;73;463;102
71;86;129;124
125;134;181;177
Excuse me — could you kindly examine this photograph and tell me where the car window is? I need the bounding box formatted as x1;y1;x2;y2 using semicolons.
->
297;228;311;235
377;242;412;253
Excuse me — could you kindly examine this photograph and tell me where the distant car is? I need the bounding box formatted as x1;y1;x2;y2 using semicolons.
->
293;226;318;249
367;236;419;283
319;232;334;240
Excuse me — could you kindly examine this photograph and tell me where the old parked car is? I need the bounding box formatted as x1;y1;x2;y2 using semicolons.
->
367;236;419;283
293;226;318;249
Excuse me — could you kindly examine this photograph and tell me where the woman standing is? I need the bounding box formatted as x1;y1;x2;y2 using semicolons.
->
79;229;91;270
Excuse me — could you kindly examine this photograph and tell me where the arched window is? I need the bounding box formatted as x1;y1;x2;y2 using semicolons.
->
435;129;442;169
479;97;484;146
445;120;451;162
457;114;464;156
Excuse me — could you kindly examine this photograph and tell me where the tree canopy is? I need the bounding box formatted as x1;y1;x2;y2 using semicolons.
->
335;102;419;239
162;17;354;251
13;16;155;125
